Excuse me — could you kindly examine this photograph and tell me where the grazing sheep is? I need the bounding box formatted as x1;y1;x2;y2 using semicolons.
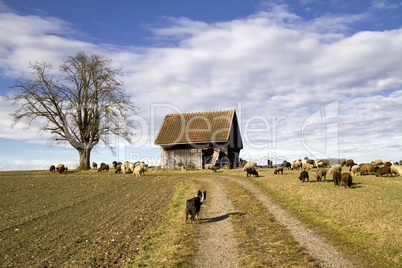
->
133;166;144;177
243;162;257;171
375;166;392;177
384;161;392;167
302;162;311;171
340;172;353;188
274;166;283;174
316;168;327;182
282;161;291;169
371;159;383;166
333;171;341;186
121;161;132;173
351;165;360;176
49;165;56;172
317;159;330;168
345;159;355;167
98;164;109;172
328;164;342;174
55;164;64;172
299;171;309;182
246;167;259;177
359;163;374;175
291;160;302;170
391;165;402;176
112;161;118;169
115;164;122;173
340;159;346;166
92;162;97;169
58;165;67;174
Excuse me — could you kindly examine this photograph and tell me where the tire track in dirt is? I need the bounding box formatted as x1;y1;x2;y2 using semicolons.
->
224;175;358;268
192;177;239;267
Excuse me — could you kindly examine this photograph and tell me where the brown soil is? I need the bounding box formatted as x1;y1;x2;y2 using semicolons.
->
0;174;175;267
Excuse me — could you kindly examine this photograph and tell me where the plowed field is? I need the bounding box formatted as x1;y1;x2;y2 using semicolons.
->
0;170;175;267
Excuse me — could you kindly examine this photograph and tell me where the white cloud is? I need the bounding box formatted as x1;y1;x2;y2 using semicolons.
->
0;4;402;170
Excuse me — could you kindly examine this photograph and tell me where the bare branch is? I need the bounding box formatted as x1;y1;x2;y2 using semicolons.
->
8;52;137;169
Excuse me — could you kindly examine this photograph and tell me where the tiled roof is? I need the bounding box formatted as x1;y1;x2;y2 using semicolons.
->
154;110;236;145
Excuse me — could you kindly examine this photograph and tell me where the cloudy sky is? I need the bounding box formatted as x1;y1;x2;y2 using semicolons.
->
0;0;401;170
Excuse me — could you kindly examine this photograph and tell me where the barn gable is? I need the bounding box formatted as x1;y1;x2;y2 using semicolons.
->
155;109;243;169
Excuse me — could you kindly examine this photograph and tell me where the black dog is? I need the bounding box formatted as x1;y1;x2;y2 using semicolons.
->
185;190;207;223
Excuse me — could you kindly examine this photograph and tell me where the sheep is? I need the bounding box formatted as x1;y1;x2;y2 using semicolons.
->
340;159;346;166
359;163;374;175
246;167;259;177
133;166;144;177
340;172;353;188
345;159;355;167
92;162;97;169
291;160;302;170
282;161;291;169
98;164;109;172
371;159;384;166
316;168;327;182
302;162;311;171
55;164;64;172
58;165;66;174
328;164;342;174
49;165;56;172
391;165;402;176
351;165;360;176
333;171;341;186
384;161;392;167
274;166;283;174
243;162;257;171
115;164;122;174
121;161;132;173
375;166;392;177
299;171;309;182
111;161;118;169
317;159;330;168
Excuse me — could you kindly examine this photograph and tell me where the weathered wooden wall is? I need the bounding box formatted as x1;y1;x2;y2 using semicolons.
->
160;148;203;169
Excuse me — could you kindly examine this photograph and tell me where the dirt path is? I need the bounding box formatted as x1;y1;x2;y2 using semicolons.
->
192;177;240;267
193;175;357;268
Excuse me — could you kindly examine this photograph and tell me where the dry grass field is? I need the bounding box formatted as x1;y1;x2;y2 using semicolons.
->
238;167;402;267
0;167;401;267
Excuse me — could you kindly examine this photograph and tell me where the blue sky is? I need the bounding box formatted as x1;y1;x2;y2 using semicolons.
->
1;0;402;170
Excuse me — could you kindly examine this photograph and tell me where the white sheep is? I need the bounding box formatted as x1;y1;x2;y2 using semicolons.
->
328;164;342;174
351;165;360;176
242;162;257;171
391;165;402;176
291;160;302;170
133;166;144;177
302;162;311;171
122;161;133;174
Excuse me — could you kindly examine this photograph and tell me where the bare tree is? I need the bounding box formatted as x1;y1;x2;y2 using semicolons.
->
9;52;137;170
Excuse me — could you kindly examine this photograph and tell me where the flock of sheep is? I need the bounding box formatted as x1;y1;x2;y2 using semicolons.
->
48;164;68;174
273;158;402;188
48;161;148;177
49;157;401;186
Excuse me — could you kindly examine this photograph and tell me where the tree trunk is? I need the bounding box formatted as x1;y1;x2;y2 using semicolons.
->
77;148;91;170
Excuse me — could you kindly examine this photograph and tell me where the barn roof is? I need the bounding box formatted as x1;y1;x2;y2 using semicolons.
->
154;109;239;145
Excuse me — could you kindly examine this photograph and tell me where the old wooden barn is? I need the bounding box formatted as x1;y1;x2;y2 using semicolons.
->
154;109;243;169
